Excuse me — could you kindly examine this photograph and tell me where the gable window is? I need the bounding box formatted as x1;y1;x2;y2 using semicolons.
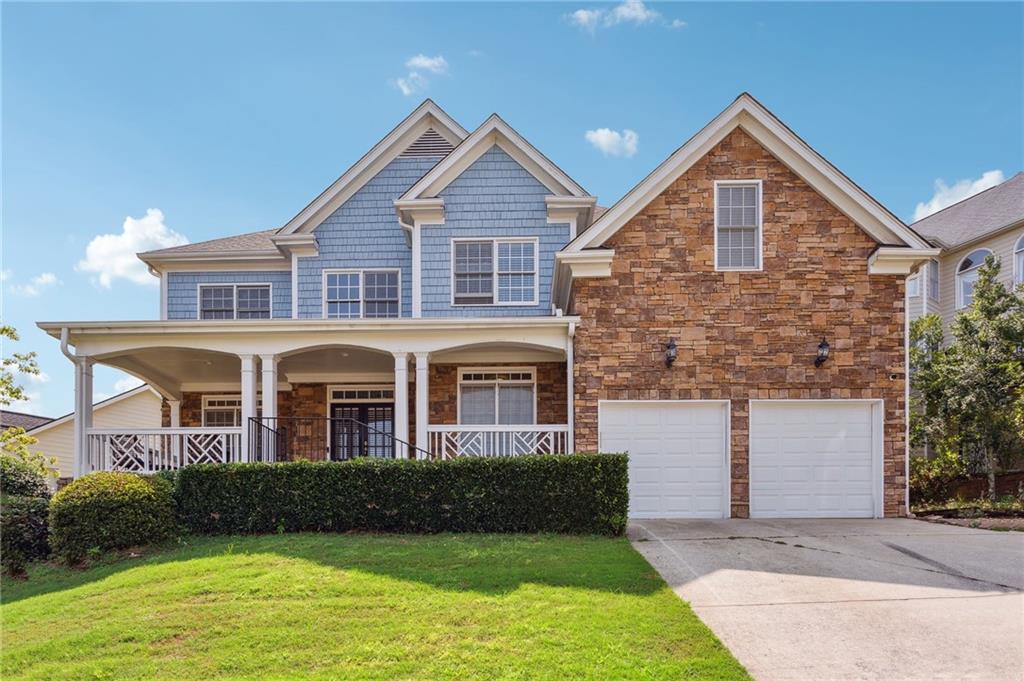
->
1015;235;1024;286
199;284;271;320
956;248;993;309
715;181;762;271
458;368;536;425
453;238;538;305
928;259;940;302
323;270;400;319
907;274;920;298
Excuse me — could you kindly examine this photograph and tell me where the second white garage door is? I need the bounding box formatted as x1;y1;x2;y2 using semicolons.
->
599;401;729;519
749;400;881;518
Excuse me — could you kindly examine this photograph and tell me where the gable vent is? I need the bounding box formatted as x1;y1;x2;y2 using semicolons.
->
400;128;455;158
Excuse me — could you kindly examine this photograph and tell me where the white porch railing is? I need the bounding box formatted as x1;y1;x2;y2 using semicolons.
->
85;427;243;474
426;425;570;459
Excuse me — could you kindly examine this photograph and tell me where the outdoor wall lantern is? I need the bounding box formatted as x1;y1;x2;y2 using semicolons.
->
664;339;678;368
814;337;830;368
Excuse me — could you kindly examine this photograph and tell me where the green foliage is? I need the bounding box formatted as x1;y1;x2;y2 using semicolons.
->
909;450;967;506
173;455;629;536
910;256;1024;499
0;325;40;407
1;427;57;479
0;454;51;499
0;495;50;575
48;472;177;564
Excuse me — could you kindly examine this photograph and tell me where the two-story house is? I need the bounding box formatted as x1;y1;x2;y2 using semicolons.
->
40;94;937;518
906;172;1024;330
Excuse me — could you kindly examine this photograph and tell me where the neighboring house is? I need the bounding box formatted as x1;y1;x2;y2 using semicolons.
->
1;410;53;431
907;172;1024;330
25;385;163;480
38;94;937;519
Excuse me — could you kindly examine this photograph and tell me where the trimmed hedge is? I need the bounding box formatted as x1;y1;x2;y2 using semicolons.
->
0;495;50;575
0;455;51;499
174;454;628;536
49;472;178;564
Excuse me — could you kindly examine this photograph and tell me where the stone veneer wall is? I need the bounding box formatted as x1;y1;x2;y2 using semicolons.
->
569;128;907;517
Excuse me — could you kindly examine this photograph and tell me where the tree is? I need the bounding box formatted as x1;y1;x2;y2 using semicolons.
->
912;256;1024;501
0;326;56;478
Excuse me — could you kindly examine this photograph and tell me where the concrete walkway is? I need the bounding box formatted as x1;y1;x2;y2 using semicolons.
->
629;518;1024;681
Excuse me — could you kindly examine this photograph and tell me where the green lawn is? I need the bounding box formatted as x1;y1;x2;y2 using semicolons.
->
1;534;748;680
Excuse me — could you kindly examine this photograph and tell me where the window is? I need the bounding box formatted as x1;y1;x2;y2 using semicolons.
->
907;275;920;298
1015;235;1024;286
928;259;940;302
956;248;993;309
715;181;761;270
453;239;538;305
199;284;271;320
201;396;262;427
458;368;536;425
324;270;400;319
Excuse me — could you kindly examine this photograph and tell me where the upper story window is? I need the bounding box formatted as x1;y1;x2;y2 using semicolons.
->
453;238;538;306
715;181;762;271
199;284;271;320
928;259;940;302
956;248;992;309
1015;235;1024;286
458;368;536;425
907;274;920;298
323;269;400;319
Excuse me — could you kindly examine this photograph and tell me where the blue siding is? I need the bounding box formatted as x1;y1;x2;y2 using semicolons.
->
167;271;292;319
296;156;441;318
421;146;570;317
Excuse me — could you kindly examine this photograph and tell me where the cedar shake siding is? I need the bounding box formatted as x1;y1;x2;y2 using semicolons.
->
569;128;908;517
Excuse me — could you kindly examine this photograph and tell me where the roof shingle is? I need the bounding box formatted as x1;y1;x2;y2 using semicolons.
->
911;172;1024;248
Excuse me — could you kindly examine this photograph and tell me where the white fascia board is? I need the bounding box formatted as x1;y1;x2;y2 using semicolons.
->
271;233;319;257
867;247;942;275
140;251;290;273
546;196;596;238
400;115;589;201
394;198;445;229
278;100;468;235
552;249;615;311
565;93;931;253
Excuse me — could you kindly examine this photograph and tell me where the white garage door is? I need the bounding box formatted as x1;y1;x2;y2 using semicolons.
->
600;401;728;519
749;401;880;518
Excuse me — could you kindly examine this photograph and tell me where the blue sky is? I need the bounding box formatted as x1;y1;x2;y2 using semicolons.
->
2;1;1022;416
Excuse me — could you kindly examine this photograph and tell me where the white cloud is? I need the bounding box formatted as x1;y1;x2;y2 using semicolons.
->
395;72;428;97
27;370;50;384
568;1;683;32
76;209;188;288
405;54;448;74
9;390;44;415
585;128;639;158
113;376;145;394
0;270;10;283
8;272;62;297
913;170;1005;222
467;49;484;58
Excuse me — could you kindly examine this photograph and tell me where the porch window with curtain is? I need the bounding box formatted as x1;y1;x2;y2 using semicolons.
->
458;369;536;425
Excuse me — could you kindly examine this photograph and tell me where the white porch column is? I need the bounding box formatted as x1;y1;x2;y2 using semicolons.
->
167;399;181;427
239;354;257;462
72;357;94;477
415;352;429;459
260;354;278;461
393;353;409;458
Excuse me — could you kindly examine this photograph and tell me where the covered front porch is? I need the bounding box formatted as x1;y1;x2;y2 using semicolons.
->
40;318;576;476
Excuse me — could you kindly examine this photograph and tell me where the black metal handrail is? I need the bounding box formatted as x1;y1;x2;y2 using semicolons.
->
248;416;432;461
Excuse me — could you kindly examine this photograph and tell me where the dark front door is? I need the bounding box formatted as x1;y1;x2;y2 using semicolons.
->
330;403;395;460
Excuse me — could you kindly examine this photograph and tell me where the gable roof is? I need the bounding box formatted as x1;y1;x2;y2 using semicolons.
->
399;113;589;202
910;172;1024;249
140;228;278;259
1;410;53;430
565;92;932;252
278;99;469;235
25;385;156;437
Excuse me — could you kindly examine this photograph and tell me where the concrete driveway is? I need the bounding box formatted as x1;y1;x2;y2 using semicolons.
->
629;519;1023;681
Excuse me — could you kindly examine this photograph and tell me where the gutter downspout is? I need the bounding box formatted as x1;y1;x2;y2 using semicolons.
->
567;322;576;454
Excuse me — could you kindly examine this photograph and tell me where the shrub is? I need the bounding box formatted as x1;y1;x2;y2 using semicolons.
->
49;472;177;564
0;495;50;575
173;454;628;536
910;449;967;507
0;454;51;499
